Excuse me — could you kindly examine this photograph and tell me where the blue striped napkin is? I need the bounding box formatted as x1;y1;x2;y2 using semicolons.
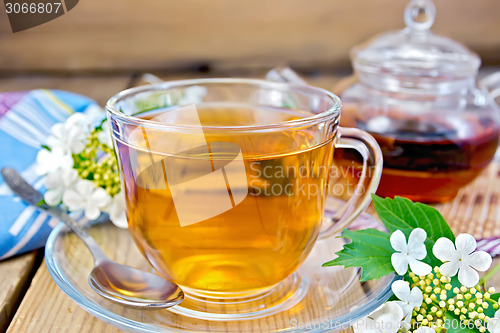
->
0;89;102;260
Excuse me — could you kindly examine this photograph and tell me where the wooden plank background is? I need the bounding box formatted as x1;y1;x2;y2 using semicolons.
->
0;0;499;73
0;252;38;333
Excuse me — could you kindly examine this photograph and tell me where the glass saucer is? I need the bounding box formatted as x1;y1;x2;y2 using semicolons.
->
45;211;395;333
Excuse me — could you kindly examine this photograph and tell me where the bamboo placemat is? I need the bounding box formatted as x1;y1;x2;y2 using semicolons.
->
435;160;500;239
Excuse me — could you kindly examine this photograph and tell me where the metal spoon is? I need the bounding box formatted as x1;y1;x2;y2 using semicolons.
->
1;167;184;309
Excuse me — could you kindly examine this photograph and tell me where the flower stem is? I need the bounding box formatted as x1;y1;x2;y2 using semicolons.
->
480;261;500;287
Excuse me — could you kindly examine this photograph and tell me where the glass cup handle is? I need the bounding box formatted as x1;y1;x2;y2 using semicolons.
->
319;127;383;239
264;66;383;237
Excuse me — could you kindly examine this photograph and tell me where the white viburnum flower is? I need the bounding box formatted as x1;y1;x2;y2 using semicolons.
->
433;233;492;287
415;327;436;333
105;191;127;228
391;280;423;317
82;104;106;124
488;310;500;333
36;147;74;175
390;228;432;276
46;113;88;154
97;120;113;147
66;112;90;127
62;179;111;220
43;167;79;205
353;302;404;333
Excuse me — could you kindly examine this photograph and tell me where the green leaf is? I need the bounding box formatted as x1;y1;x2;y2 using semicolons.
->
478;293;500;318
322;228;394;281
372;195;455;267
372;195;454;240
36;198;48;207
490;293;500;302
482;300;497;318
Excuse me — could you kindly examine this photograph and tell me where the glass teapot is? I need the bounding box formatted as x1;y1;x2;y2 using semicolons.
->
341;0;500;203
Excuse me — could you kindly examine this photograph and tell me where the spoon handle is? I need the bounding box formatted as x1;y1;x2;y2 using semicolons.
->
1;167;108;262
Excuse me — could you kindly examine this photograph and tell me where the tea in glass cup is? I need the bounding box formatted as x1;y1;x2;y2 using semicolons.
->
107;79;382;318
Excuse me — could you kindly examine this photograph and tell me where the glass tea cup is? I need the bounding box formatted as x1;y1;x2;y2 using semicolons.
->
106;78;382;319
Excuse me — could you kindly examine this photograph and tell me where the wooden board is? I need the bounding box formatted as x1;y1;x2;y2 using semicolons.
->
6;260;124;333
0;0;499;72
0;252;38;333
134;69;347;89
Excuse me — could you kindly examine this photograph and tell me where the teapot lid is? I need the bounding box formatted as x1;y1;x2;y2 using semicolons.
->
352;0;481;93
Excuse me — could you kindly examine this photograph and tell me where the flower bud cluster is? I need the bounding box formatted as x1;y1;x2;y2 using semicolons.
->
408;268;498;333
74;127;120;197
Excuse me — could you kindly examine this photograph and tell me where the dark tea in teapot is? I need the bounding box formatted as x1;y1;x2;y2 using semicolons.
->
350;110;499;202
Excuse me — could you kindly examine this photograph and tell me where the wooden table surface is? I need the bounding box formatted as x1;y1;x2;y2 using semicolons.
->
1;69;500;333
